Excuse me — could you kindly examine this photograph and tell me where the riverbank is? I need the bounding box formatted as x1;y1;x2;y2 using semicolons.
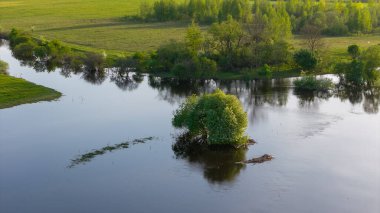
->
0;74;62;109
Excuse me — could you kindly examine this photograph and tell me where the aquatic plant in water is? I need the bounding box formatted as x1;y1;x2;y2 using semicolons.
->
68;137;155;168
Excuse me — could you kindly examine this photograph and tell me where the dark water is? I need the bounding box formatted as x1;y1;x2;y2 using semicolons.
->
0;43;379;213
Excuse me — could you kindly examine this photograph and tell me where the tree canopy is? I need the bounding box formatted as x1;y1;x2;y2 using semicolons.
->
172;89;248;146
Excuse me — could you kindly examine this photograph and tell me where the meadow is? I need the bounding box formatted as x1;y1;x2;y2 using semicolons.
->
0;0;188;55
2;0;380;57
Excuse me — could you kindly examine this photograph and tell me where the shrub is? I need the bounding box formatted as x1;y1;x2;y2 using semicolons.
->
258;64;272;78
293;49;318;71
152;41;191;72
13;40;38;60
345;60;364;85
172;89;248;146
293;76;334;91
347;44;360;59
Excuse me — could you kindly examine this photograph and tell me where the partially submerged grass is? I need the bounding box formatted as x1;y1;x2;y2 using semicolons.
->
293;76;334;92
68;137;155;168
0;74;62;109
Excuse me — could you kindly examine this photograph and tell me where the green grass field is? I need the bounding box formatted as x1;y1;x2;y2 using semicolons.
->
1;0;380;56
0;0;189;55
0;74;62;109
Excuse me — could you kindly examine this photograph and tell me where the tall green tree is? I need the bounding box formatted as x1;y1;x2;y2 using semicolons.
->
172;89;248;146
185;21;204;55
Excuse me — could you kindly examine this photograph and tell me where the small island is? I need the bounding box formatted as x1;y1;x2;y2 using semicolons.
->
0;73;62;109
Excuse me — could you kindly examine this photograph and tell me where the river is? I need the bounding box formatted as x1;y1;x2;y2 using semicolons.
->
0;42;379;213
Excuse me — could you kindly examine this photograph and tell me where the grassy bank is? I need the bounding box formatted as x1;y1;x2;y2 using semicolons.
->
1;0;380;57
0;74;62;109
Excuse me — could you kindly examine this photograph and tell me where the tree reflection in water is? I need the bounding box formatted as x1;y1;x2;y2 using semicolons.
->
172;133;247;184
3;37;379;115
81;68;107;85
294;86;380;114
337;86;380;114
110;70;143;91
294;90;333;109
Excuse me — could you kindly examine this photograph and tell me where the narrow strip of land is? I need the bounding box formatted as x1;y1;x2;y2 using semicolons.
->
0;74;62;109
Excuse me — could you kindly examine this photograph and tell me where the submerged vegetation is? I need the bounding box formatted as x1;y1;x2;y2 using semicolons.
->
294;76;334;92
68;137;155;168
0;74;62;109
172;89;248;146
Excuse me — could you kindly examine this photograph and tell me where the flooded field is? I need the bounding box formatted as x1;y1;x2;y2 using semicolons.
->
0;42;379;213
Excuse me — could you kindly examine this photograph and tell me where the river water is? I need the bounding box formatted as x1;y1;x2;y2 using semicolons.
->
0;42;379;213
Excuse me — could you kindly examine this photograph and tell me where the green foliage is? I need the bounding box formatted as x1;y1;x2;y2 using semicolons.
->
137;0;380;36
258;64;272;78
151;40;192;72
172;89;248;146
293;49;317;71
337;44;380;86
0;60;9;75
360;45;380;85
131;15;294;75
138;0;251;23
345;60;364;85
185;21;204;55
347;44;360;59
150;40;217;77
293;76;334;91
208;16;245;70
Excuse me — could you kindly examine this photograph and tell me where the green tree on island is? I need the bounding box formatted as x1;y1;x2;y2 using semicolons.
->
172;89;248;146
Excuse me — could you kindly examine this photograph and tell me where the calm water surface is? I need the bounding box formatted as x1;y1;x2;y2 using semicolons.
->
0;43;379;213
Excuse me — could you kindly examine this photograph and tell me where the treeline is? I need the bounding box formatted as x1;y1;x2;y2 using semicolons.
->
128;17;294;77
6;25;379;86
139;0;251;23
136;0;380;35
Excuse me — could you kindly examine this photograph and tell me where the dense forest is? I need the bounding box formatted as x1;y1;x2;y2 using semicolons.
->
137;0;380;35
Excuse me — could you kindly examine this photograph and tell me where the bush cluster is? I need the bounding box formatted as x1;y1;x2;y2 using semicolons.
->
172;89;248;146
336;44;380;86
135;18;293;75
293;76;334;91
